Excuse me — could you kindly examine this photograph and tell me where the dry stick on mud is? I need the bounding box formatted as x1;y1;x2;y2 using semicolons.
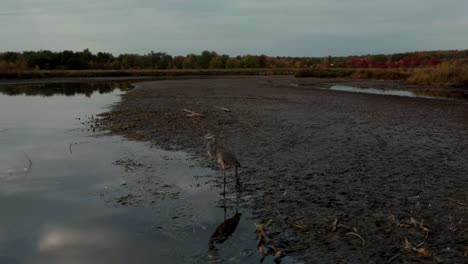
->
182;109;204;117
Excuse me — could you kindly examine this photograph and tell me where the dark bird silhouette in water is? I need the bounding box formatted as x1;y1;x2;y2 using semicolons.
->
208;212;242;250
208;183;242;254
205;134;241;192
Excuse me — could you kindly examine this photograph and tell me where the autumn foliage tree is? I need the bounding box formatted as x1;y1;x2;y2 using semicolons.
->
1;49;467;72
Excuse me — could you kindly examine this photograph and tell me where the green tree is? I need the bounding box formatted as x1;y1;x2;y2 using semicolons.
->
209;55;229;69
182;54;197;69
170;56;185;69
198;50;216;69
226;58;241;69
240;55;261;68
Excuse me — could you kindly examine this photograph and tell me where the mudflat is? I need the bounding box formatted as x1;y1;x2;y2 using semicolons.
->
100;76;468;263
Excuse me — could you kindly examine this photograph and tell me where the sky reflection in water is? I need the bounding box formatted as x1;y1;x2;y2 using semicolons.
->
329;85;468;103
0;83;273;264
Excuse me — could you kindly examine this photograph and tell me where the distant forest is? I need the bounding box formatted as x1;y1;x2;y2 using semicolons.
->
1;49;468;71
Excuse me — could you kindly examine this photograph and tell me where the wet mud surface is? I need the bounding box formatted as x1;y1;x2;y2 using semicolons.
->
99;76;468;263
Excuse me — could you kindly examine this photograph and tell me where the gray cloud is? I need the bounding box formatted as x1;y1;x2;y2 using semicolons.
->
1;0;467;56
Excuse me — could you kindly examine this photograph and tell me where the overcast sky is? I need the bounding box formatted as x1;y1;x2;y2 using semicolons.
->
1;0;467;56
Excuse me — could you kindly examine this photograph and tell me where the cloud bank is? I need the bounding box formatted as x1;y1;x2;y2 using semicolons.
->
1;0;467;56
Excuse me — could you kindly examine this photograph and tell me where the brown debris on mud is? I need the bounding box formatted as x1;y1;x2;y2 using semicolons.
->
100;76;468;263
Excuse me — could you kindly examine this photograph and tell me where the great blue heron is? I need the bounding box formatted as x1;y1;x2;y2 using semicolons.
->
205;134;241;192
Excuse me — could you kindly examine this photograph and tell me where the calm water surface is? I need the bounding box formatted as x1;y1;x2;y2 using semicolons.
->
328;85;468;103
0;82;286;264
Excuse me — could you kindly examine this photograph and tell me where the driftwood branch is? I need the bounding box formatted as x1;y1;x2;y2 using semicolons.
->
182;109;204;117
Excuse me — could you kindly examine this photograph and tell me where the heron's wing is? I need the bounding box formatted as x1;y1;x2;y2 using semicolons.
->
217;147;241;167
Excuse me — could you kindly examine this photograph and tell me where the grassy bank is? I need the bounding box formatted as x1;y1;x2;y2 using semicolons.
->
2;64;467;88
296;63;468;87
0;68;296;79
294;68;411;80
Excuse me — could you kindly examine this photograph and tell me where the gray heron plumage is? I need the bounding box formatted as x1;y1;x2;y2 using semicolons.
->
205;134;241;190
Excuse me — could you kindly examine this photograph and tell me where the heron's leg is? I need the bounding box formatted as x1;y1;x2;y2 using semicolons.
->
223;186;227;220
223;204;226;221
235;166;242;191
223;169;226;195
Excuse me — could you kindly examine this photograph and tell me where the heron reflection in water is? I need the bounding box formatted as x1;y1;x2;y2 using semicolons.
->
208;182;242;262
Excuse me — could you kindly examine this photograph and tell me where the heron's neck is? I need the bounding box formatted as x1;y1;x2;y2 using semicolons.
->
207;138;216;150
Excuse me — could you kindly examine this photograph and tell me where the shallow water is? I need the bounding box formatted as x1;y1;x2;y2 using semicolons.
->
0;82;286;264
328;85;468;102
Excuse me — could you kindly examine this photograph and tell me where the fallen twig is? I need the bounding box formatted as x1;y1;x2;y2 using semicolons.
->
214;106;231;112
331;218;338;232
338;224;356;232
330;217;357;232
393;216;430;240
182;109;204;117
346;232;366;247
387;253;400;263
415;241;425;248
288;220;308;232
402;237;434;259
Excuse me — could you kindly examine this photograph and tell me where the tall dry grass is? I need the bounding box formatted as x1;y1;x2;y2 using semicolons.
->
294;68;354;78
295;68;410;80
350;69;410;80
2;65;468;88
406;62;468;87
296;64;468;88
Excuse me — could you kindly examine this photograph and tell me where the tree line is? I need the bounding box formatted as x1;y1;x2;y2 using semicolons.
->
1;49;467;72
